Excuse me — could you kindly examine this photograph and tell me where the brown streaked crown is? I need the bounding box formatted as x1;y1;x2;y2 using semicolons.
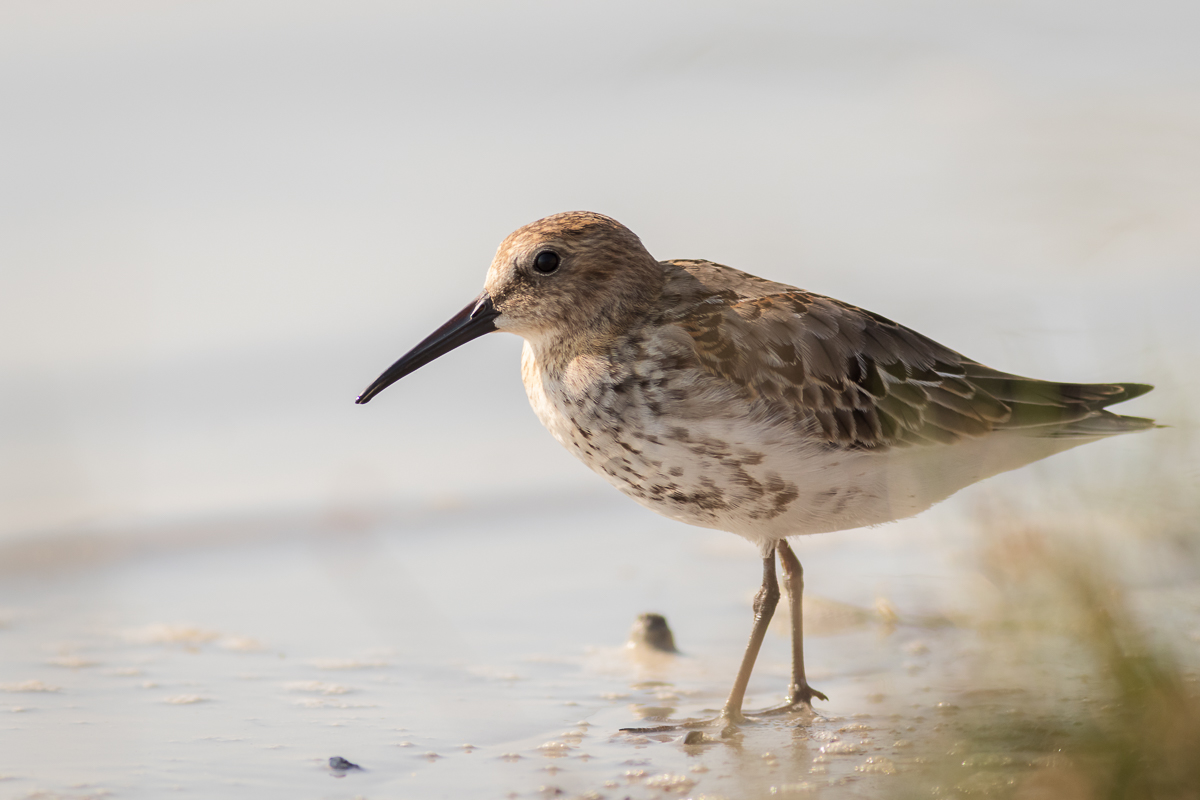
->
485;211;666;343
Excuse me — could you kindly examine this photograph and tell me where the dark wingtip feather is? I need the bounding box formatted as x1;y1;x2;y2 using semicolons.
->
1109;383;1154;404
1042;411;1159;438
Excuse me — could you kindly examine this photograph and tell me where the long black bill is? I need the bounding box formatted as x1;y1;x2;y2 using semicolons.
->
356;292;499;404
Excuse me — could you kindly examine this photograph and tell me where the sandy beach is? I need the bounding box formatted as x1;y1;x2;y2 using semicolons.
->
4;444;1197;797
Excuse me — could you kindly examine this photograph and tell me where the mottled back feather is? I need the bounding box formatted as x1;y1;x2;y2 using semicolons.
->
659;259;1154;450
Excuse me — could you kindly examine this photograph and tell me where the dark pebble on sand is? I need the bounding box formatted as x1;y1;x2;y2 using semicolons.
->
628;612;680;653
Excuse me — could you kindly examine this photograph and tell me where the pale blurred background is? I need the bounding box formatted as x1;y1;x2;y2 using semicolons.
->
2;3;1199;796
2;0;1196;540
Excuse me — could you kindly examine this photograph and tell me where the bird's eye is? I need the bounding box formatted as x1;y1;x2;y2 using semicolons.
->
533;250;560;274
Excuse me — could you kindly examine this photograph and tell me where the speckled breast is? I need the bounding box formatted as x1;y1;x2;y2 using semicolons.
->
518;339;854;545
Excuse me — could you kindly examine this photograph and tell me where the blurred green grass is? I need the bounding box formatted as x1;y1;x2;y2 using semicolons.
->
894;425;1200;799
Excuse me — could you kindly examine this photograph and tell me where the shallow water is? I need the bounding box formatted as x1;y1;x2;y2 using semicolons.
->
4;461;1197;798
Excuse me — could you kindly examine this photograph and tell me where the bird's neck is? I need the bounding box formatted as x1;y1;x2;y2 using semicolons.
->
522;324;631;378
527;268;666;374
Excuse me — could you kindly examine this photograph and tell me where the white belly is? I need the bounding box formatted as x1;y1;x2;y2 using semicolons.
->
520;343;1087;555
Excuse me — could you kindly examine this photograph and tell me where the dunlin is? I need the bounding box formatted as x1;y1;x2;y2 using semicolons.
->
357;211;1155;724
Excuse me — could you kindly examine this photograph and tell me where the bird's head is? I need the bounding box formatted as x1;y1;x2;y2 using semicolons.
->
356;211;662;404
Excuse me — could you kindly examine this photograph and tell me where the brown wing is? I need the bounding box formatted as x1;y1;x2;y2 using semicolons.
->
672;289;1152;449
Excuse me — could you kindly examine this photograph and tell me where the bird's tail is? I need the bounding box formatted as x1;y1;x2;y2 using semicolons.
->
962;364;1158;439
1038;408;1159;439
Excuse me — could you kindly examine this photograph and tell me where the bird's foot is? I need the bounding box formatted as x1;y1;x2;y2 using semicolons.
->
747;682;828;717
621;684;827;735
620;710;745;737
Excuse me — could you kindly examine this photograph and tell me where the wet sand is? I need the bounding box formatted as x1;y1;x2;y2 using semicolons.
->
3;450;1196;798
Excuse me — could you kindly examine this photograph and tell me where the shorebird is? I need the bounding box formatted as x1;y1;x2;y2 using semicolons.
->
356;211;1155;724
